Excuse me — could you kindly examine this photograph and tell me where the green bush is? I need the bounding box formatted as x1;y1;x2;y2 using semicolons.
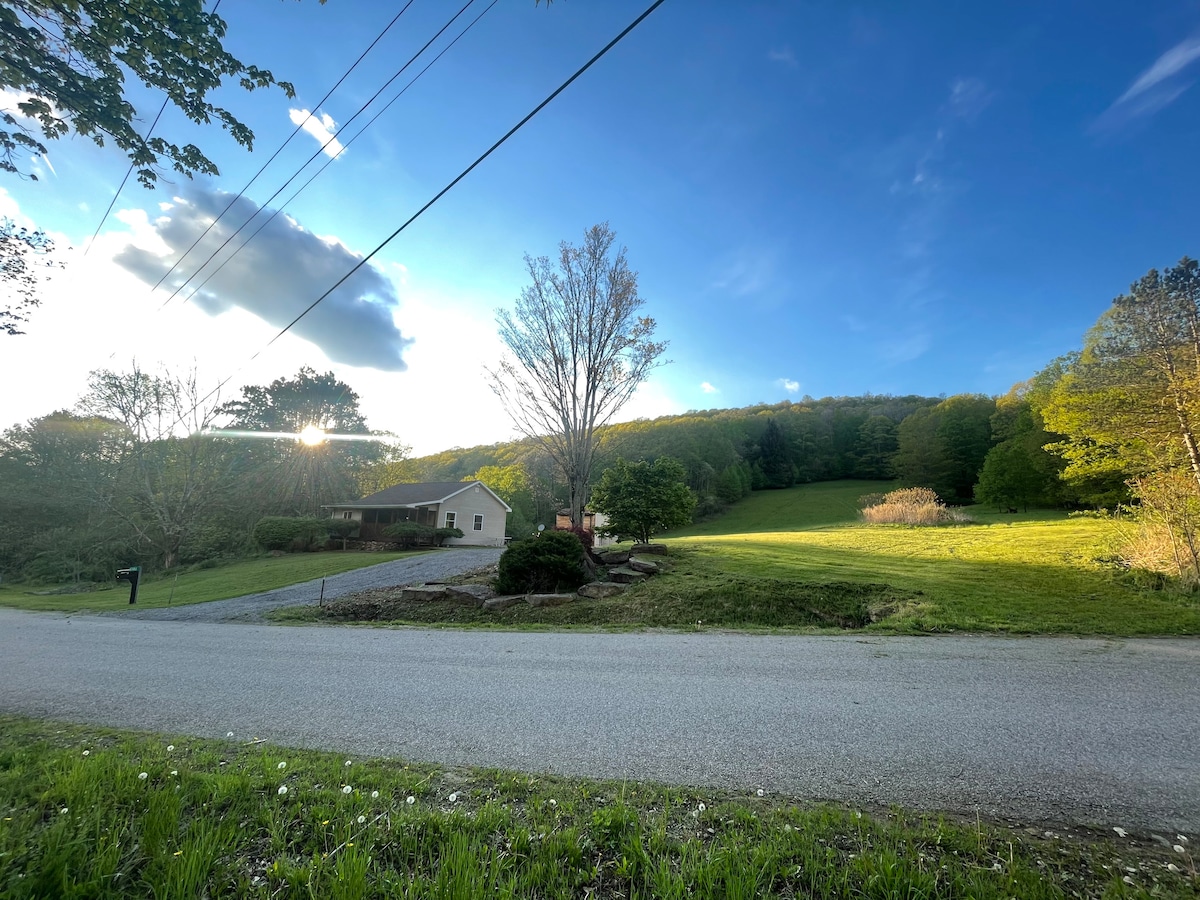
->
495;530;587;594
433;526;464;546
383;522;435;548
253;516;330;552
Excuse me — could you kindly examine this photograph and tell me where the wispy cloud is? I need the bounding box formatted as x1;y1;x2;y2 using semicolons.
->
288;108;345;158
1094;36;1200;130
768;46;798;68
945;77;992;121
113;187;410;371
700;381;719;394
777;377;800;393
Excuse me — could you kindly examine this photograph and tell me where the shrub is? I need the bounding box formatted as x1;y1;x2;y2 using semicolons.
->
495;530;587;594
383;522;435;549
253;516;330;551
433;527;464;546
861;487;971;526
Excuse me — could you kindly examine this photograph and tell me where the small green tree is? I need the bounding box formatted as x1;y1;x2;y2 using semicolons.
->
590;456;696;544
495;530;587;594
327;518;358;550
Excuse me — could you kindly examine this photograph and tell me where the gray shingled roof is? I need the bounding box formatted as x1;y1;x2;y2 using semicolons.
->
328;481;474;508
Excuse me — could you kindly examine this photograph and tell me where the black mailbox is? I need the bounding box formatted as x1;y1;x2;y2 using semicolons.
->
116;566;141;604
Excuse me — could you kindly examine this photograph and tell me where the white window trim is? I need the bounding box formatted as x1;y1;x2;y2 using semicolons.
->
444;512;456;529
473;514;484;531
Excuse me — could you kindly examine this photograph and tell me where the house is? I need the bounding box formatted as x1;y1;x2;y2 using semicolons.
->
324;481;511;548
554;508;618;549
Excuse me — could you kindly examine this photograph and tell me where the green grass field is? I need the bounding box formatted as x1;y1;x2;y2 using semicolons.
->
0;552;419;613
1;716;1191;899
661;482;1200;635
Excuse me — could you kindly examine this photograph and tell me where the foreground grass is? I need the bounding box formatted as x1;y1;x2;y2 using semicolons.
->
1;717;1193;899
0;552;420;613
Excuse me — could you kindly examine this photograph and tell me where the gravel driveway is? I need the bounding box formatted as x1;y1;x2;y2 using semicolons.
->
112;548;503;623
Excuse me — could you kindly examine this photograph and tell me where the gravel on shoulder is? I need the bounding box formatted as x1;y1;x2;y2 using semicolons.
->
111;548;503;623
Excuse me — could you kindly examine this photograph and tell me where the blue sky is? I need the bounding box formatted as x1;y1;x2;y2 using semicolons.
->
3;0;1200;454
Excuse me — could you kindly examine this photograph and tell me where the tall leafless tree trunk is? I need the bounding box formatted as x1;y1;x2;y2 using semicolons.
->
489;224;667;526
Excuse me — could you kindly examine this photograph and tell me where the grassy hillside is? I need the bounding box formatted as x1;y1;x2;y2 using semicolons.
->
0;552;419;613
659;482;1200;635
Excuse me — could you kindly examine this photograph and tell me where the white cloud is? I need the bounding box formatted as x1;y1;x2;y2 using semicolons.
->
778;378;800;393
700;381;719;394
113;186;410;371
1095;36;1200;129
946;77;991;120
288;108;345;158
768;47;798;67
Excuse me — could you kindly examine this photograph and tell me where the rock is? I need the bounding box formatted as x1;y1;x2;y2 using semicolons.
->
483;595;525;612
597;550;631;566
607;566;647;584
626;556;660;575
400;585;449;602
444;584;494;607
577;581;628;599
630;543;668;555
526;593;576;608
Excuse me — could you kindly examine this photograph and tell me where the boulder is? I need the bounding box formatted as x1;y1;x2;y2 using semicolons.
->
400;585;449;602
630;543;668;555
444;584;495;607
577;581;629;599
607;566;647;584
626;556;660;575
526;593;575;608
597;550;631;566
483;594;525;612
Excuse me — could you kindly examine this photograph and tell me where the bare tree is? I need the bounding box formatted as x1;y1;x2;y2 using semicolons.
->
490;223;667;526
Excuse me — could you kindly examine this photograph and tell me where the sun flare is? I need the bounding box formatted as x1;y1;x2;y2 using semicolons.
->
298;425;327;446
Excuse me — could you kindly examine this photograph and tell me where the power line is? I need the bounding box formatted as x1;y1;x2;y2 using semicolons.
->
185;0;668;422
157;0;478;312
150;0;417;294
175;0;501;310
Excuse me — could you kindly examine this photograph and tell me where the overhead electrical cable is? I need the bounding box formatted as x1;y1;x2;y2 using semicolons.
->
182;0;668;424
175;0;501;310
150;0;418;294
157;0;478;311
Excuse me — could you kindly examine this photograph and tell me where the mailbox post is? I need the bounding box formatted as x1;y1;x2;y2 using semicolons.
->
116;566;141;604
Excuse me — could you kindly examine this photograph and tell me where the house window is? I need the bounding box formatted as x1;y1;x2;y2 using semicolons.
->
342;512;353;520
444;512;456;529
473;514;484;531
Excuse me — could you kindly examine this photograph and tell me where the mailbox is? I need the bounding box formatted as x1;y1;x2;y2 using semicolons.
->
116;566;141;605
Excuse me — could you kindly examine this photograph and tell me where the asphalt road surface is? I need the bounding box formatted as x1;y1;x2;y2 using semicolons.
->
114;548;504;622
2;609;1196;831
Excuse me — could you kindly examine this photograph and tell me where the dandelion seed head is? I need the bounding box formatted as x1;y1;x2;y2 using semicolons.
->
549;799;556;806
226;732;234;738
698;803;706;812
371;790;379;799
406;796;415;805
756;789;764;797
277;762;286;770
448;792;458;802
357;815;366;824
342;785;352;794
345;760;352;767
277;785;288;796
166;745;174;752
60;807;68;814
170;770;178;776
82;750;89;756
138;772;148;780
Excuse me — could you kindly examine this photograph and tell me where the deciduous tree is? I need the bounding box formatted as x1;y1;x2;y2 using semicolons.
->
1;216;59;334
590;456;695;544
490;223;667;527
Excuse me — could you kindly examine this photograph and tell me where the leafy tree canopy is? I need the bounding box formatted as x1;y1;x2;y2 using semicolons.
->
0;0;303;186
590;456;695;545
1;216;60;334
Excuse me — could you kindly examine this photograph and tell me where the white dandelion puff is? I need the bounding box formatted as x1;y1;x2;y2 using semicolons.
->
82;750;89;757
371;790;379;799
60;807;68;814
448;792;458;802
166;745;174;752
342;785;352;794
406;796;415;805
698;803;706;812
277;762;286;770
170;770;178;776
226;732;234;738
138;772;148;780
344;760;352;767
278;785;288;796
756;789;764;797
357;815;366;824
549;799;556;806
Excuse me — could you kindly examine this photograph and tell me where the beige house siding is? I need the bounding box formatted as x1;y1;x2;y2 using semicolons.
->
439;484;508;547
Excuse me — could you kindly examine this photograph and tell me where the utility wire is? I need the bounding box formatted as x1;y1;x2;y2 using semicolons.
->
84;0;223;255
150;0;417;293
184;0;668;422
159;0;478;312
176;0;501;310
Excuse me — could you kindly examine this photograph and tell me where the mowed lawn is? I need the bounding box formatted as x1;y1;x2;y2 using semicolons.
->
664;482;1200;635
0;552;418;613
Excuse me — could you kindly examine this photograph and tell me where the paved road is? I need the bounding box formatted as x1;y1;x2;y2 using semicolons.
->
114;548;503;622
1;609;1196;831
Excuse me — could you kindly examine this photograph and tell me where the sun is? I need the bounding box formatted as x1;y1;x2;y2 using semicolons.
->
298;425;327;446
